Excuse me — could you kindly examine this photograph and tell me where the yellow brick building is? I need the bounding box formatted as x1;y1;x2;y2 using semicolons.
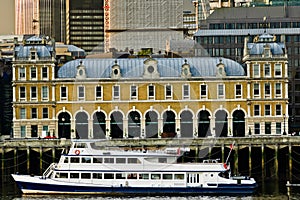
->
12;34;288;139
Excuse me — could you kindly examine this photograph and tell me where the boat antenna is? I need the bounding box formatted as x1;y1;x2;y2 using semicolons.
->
225;141;235;165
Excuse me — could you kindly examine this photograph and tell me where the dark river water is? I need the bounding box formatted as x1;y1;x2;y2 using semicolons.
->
1;178;299;200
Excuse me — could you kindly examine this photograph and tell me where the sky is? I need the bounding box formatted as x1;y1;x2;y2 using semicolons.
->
0;0;15;35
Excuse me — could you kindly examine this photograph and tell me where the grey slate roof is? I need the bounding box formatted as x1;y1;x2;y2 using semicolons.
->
248;33;285;55
15;45;52;59
58;57;245;79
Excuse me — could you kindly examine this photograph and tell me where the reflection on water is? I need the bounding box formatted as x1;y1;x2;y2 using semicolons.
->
1;178;300;200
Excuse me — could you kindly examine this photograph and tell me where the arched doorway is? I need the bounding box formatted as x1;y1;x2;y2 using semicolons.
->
128;111;141;138
180;111;193;138
93;112;106;139
110;111;123;138
75;112;89;139
215;110;228;137
162;111;176;138
145;111;158;138
58;112;71;139
198;110;211;137
232;110;245;137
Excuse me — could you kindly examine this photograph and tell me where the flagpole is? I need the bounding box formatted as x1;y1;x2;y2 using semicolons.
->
225;141;235;165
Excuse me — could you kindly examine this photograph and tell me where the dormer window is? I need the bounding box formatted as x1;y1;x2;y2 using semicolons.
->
181;59;191;78
31;51;36;60
111;60;121;79
76;61;87;79
143;58;160;79
263;44;271;57
216;59;226;77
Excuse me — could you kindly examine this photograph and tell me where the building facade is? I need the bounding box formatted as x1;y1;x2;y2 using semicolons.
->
194;5;300;133
12;33;288;139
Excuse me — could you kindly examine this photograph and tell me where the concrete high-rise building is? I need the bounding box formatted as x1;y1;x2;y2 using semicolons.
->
104;0;185;53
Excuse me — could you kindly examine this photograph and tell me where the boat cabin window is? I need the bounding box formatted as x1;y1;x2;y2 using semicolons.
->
116;173;126;179
104;173;114;179
139;173;149;179
151;174;161;180
74;143;87;148
81;157;91;163
70;173;79;179
158;158;167;163
163;174;173;180
128;158;141;164
81;173;91;179
174;174;185;180
70;157;80;163
127;173;138;179
93;173;102;179
55;172;68;178
93;157;102;163
104;158;114;163
116;158;126;163
63;157;69;163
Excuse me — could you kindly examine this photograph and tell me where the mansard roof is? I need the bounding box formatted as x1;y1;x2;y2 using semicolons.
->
58;57;245;79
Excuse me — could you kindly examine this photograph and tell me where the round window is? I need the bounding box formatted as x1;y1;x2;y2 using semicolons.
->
148;66;154;73
114;69;119;75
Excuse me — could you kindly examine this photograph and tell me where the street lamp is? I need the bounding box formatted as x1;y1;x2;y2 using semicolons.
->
283;114;286;135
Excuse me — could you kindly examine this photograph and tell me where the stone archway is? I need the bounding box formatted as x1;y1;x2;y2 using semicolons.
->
93;111;106;139
75;112;89;139
180;111;193;138
58;112;71;139
215;110;228;137
145;111;158;138
128;111;141;138
198;110;211;138
110;111;123;138
232;110;245;137
162;111;176;138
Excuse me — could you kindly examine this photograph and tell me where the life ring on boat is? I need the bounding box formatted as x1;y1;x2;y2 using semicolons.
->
223;163;228;169
75;150;80;155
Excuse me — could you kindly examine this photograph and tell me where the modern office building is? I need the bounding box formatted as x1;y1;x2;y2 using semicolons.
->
66;0;105;53
104;0;185;53
11;32;288;139
194;5;300;132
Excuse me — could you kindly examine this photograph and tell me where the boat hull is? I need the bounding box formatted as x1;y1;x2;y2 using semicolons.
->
14;178;257;195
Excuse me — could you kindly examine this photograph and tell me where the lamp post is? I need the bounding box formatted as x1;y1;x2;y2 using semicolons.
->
283;114;286;135
62;117;65;138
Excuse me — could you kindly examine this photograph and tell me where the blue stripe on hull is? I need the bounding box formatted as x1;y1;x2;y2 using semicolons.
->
16;181;257;195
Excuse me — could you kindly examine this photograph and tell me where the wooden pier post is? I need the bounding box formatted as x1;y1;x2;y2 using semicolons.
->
249;144;252;177
289;143;292;182
221;143;225;163
1;147;4;179
39;147;43;175
27;147;30;174
274;144;279;180
14;148;17;173
52;147;55;163
234;144;239;174
262;144;265;179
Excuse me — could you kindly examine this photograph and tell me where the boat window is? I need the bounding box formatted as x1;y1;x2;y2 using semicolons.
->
158;158;167;163
74;143;87;148
55;172;68;178
70;157;80;163
116;158;126;163
163;174;173;180
127;173;138;179
81;173;91;179
116;173;126;179
104;173;114;179
128;158;141;164
104;158;114;163
63;157;69;163
93;157;102;163
151;174;161;180
70;173;79;179
139;173;149;179
174;174;184;180
81;157;91;163
93;173;102;179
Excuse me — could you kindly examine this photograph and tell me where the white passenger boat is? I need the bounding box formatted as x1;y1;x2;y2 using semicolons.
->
11;140;257;195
